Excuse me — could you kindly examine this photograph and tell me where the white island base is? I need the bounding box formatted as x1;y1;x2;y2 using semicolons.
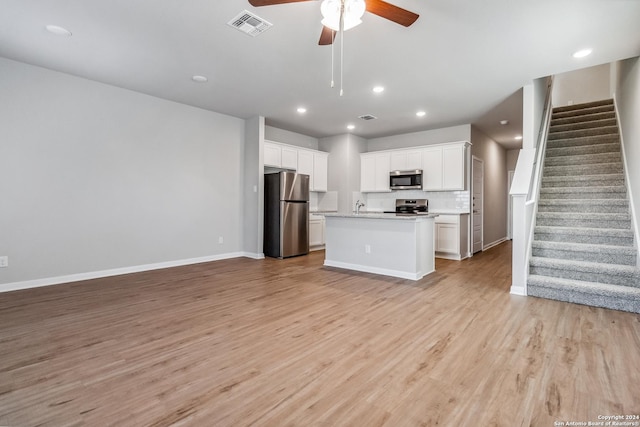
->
323;214;437;280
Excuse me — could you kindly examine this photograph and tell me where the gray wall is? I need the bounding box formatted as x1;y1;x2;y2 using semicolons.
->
614;56;640;239
320;134;367;214
367;124;471;152
0;58;246;286
471;126;508;247
243;116;264;257
553;64;611;107
265;126;319;150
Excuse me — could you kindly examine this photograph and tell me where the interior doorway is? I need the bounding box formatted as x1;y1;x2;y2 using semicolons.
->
472;156;484;254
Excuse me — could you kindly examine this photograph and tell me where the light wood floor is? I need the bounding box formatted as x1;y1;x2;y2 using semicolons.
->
1;242;639;426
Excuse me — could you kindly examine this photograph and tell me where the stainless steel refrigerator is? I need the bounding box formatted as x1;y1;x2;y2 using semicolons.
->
264;171;310;258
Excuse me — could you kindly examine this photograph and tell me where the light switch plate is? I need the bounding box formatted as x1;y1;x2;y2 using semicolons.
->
0;256;8;268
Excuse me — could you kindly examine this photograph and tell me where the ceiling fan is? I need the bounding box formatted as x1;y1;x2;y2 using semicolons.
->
248;0;419;45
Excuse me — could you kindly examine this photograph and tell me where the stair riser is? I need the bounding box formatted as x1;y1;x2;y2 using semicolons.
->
531;247;637;266
544;153;621;167
541;176;625;188
529;266;635;286
538;203;629;214
547;135;619;149
546;143;620;158
548;126;618;141
539;191;627;200
549;118;617;133
534;232;634;247
536;218;630;229
551;112;615;126
527;286;640;313
543;163;623;176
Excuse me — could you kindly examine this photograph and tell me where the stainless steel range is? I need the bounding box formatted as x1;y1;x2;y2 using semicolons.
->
384;199;429;216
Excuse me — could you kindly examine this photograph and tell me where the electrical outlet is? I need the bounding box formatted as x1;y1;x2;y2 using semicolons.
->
218;236;224;244
0;256;8;268
365;245;371;254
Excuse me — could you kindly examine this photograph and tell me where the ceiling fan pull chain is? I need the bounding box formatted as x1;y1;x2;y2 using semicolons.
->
339;0;345;96
330;29;335;88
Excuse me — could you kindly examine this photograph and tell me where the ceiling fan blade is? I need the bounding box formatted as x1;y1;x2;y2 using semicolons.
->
248;0;313;6
365;0;419;27
318;26;336;45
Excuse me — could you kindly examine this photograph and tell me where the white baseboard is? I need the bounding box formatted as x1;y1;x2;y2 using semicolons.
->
323;260;433;281
510;285;527;296
483;237;508;251
0;252;256;293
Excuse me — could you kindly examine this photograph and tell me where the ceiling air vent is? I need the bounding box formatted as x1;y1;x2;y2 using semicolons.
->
359;114;378;121
228;10;273;37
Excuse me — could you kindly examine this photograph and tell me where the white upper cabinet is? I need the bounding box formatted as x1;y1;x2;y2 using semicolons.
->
264;140;329;192
264;141;282;168
421;147;443;191
390;150;423;171
361;152;391;192
281;146;298;170
442;144;465;190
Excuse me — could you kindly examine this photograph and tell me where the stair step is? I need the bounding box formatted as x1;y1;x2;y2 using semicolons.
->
539;187;627;200
527;275;640;314
544;151;621;167
548;126;619;141
541;173;625;188
536;211;631;228
534;226;635;246
549;118;617;133
529;257;639;287
545;142;620;158
543;162;623;177
552;99;614;114
531;240;637;265
537;199;629;214
547;134;620;149
550;111;615;126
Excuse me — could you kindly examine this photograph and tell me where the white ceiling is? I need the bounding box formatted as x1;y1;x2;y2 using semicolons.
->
1;0;639;150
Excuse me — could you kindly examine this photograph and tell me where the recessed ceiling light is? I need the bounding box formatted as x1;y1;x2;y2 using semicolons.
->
500;119;509;125
515;135;523;141
416;111;426;117
45;25;72;36
347;124;355;130
573;48;592;58
297;107;307;114
373;86;385;93
191;75;208;83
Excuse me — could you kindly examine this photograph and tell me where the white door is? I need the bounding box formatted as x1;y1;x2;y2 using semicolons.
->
472;156;483;254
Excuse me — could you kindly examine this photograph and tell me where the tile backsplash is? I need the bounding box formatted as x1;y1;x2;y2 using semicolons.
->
364;190;470;212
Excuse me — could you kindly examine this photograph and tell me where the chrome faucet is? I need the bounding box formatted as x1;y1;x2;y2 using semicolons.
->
355;199;365;214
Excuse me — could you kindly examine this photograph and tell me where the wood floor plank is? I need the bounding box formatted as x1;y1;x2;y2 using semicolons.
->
1;242;639;426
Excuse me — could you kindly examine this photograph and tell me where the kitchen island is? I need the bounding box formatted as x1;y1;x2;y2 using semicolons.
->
323;213;438;280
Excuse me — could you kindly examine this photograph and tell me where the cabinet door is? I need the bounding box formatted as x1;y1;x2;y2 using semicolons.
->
281;146;298;170
313;153;328;192
422;147;443;190
298;150;314;189
442;145;465;190
360;155;376;192
264;142;281;168
436;223;458;253
374;153;391;191
309;220;323;246
390;152;407;171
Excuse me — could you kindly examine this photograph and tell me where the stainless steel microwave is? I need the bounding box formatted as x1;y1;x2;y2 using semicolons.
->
389;170;423;190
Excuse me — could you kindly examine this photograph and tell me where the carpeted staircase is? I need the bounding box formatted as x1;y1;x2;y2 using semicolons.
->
527;99;640;313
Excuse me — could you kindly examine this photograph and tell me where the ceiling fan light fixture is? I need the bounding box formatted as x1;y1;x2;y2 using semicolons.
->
321;0;366;32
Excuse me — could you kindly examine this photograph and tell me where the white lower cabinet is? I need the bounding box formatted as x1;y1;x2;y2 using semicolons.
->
434;214;469;260
309;214;325;250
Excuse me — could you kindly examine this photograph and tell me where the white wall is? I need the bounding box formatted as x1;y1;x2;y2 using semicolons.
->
243;116;264;258
367;124;471;152
553;64;611;107
614;56;640;242
0;58;246;287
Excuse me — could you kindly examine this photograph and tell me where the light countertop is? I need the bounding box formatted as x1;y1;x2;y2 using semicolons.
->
323;212;439;220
